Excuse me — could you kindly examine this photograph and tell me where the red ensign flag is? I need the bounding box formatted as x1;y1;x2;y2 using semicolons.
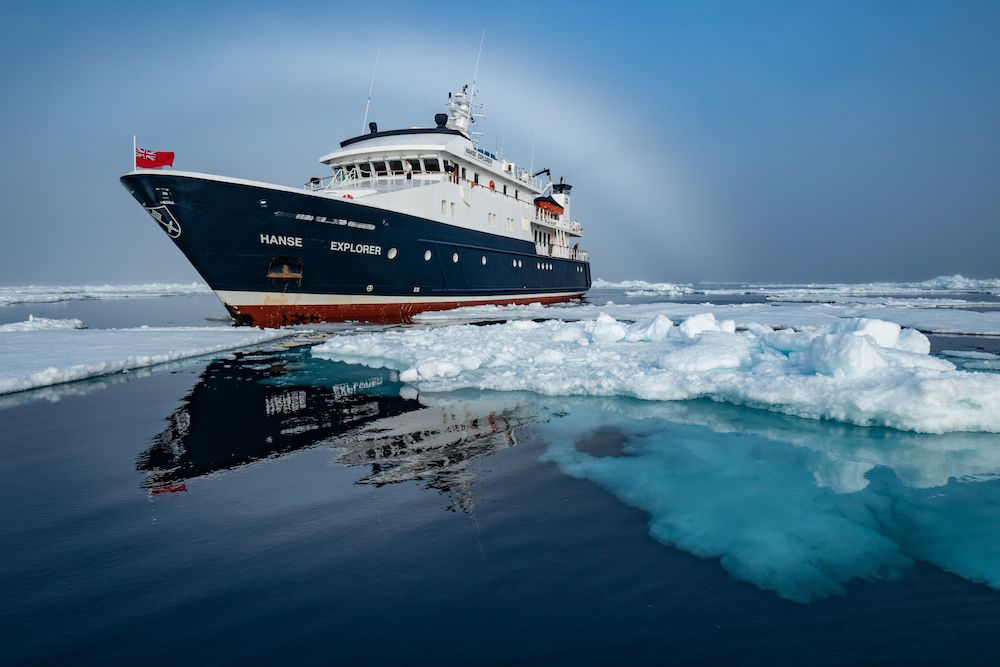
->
135;147;175;169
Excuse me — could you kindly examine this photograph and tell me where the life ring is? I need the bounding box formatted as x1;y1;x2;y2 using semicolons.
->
471;181;477;188
488;179;495;190
342;193;354;199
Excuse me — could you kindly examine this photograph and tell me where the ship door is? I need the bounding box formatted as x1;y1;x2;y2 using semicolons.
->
440;247;469;291
267;256;304;282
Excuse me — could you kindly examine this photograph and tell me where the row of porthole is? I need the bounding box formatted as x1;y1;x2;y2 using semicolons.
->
417;249;490;265
401;248;579;272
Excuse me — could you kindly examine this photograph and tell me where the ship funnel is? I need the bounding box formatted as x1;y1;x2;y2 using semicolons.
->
552;179;572;221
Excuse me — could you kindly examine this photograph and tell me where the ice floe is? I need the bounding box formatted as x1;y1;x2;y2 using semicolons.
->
0;326;295;395
413;300;1000;335
0;282;211;306
593;274;1000;300
592;278;694;295
0;315;85;332
313;312;1000;433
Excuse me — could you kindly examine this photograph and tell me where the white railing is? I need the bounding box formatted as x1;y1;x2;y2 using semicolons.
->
534;243;590;262
532;210;583;234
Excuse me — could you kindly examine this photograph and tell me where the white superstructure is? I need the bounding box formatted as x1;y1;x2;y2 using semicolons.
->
311;86;588;262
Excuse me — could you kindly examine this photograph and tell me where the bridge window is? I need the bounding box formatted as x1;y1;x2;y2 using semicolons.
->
424;158;440;172
357;162;372;177
373;161;389;176
406;158;422;172
388;160;404;174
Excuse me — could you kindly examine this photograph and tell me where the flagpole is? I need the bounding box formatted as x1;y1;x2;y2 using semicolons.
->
132;135;136;171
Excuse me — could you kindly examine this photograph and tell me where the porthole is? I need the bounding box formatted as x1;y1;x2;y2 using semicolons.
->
518;260;522;268
536;262;541;270
387;247;398;260
258;199;268;208
424;250;432;261
512;259;517;268
366;284;374;292
452;252;459;263
482;256;487;266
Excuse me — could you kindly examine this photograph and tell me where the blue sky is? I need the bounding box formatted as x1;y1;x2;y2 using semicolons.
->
1;1;998;283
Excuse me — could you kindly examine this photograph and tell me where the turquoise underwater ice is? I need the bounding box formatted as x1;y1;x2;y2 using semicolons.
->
536;397;1000;603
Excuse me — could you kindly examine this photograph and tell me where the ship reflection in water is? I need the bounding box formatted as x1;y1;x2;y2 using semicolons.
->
138;348;541;512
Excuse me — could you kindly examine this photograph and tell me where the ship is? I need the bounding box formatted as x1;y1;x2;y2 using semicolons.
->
120;85;591;326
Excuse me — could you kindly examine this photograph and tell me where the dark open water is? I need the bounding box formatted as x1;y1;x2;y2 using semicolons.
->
2;293;1000;666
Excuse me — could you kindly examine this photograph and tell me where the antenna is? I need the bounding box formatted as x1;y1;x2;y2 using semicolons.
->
361;49;380;134
528;132;536;173
471;30;485;97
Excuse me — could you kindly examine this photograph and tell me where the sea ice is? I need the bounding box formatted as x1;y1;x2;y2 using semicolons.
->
532;397;1000;602
0;315;85;332
0;325;295;395
0;282;210;306
593;278;694;295
412;300;1000;336
312;312;1000;433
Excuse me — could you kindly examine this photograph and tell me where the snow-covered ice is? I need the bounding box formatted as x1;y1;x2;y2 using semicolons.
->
413;300;1000;335
0;282;210;306
593;278;695;295
594;274;1000;298
0;315;85;332
313;312;1000;433
0;325;295;395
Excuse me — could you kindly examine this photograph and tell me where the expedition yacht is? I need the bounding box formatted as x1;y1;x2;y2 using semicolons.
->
121;85;591;326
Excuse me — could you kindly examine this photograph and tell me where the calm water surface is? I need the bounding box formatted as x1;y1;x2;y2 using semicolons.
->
2;294;1000;666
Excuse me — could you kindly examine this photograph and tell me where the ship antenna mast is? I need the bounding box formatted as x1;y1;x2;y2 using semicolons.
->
471;30;485;98
528;132;536;173
361;49;380;134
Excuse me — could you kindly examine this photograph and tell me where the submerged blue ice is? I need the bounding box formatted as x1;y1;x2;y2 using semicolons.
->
535;398;1000;602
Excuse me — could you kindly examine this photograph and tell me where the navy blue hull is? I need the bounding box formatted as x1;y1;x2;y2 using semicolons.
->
120;172;591;325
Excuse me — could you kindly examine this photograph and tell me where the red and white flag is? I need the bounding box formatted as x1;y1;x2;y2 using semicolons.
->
135;147;175;169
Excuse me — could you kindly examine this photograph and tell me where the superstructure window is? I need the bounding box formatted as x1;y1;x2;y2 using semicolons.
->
388;160;404;174
406;158;422;172
373;161;389;176
424;158;440;172
357;163;372;177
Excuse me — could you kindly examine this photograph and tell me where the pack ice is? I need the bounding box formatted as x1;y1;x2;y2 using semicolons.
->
0;318;294;395
312;312;1000;433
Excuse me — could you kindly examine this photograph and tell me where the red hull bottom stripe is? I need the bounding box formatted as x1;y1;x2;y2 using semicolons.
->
226;293;585;327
